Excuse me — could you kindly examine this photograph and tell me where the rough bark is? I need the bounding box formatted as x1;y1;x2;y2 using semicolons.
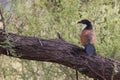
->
0;29;120;80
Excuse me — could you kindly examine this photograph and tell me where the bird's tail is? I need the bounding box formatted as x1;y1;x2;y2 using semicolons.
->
85;43;96;56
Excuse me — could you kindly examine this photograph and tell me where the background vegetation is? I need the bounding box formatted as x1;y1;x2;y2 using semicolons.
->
0;0;120;80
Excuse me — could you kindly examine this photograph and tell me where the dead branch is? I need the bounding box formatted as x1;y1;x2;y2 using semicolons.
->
0;29;120;80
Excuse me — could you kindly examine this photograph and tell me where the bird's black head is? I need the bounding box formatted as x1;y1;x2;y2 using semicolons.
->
77;19;91;25
77;19;93;29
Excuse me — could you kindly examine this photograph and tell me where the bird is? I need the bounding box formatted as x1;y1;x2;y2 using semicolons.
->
77;19;96;56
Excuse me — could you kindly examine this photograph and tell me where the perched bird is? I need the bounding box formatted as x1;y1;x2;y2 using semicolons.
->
77;19;96;56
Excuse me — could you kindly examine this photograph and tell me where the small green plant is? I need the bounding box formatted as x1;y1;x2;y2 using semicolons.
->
0;35;16;56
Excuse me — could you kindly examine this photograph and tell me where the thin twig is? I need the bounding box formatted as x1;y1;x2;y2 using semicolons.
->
38;39;43;46
0;10;10;55
57;31;64;41
76;69;78;80
0;10;6;32
6;14;12;24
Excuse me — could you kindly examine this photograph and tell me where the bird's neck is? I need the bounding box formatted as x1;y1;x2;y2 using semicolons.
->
84;24;93;30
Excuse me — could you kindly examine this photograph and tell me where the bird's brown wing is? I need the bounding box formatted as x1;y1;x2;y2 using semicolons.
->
80;30;96;46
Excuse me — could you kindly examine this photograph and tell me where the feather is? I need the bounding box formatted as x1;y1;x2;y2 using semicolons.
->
85;43;96;56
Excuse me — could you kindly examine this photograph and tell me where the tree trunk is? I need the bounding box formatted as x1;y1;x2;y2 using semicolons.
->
0;29;120;80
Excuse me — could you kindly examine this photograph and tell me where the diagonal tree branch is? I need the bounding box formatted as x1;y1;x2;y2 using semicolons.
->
0;29;120;80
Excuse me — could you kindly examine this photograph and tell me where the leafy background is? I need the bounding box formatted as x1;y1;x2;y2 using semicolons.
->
0;0;120;80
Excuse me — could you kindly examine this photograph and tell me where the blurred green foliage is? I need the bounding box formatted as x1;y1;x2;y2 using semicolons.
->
0;0;120;80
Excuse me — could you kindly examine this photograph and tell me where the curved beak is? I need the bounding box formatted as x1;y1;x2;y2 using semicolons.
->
77;21;82;24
